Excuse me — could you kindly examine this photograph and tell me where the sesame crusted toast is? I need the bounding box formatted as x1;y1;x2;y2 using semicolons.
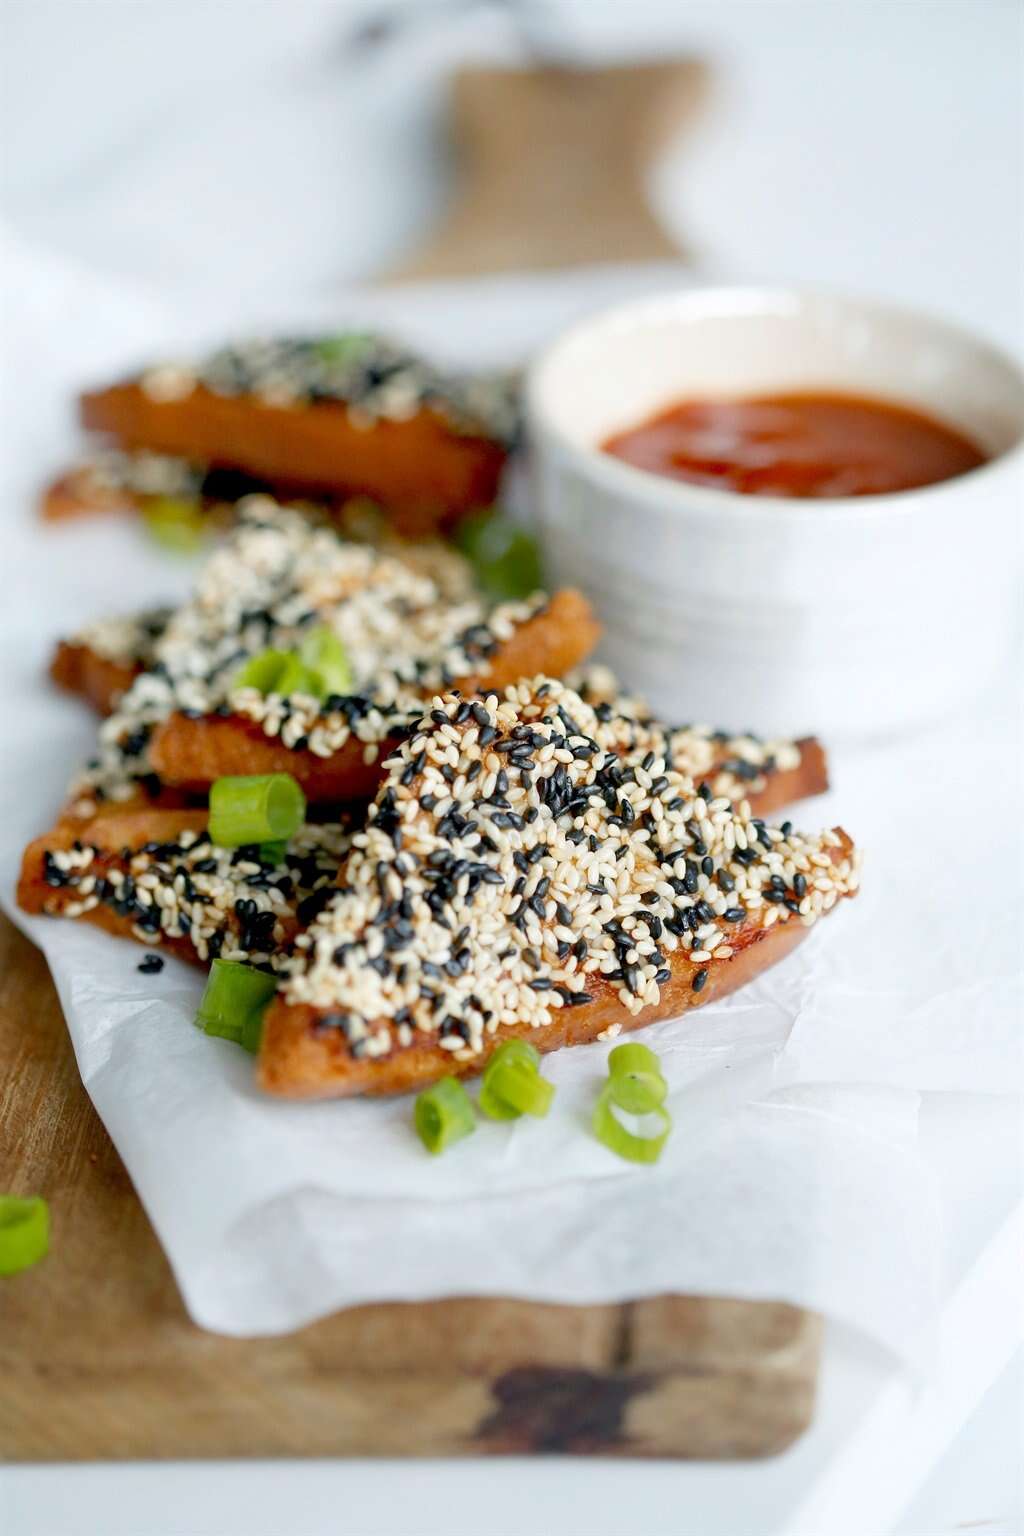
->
50;607;174;716
147;586;600;798
18;807;352;972
75;336;517;535
41;449;265;523
62;502;599;818
258;678;859;1099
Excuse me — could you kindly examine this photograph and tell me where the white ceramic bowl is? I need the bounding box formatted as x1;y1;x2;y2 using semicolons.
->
525;287;1024;739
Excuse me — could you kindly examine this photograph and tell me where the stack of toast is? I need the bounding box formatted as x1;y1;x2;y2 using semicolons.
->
22;335;859;1101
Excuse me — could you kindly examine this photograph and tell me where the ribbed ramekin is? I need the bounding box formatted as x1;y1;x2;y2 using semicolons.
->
525;287;1024;739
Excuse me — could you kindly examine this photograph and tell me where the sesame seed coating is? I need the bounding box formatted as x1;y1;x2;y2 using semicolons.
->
284;677;859;1062
140;335;519;446
67;501;546;807
40;820;352;970
569;665;803;809
72;606;174;669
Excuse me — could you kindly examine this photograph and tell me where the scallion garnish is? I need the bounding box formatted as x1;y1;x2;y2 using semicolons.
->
240;1004;268;1056
232;631;351;702
232;649;292;695
209;773;306;848
196;959;277;1047
456;512;543;602
258;839;289;866
478;1039;554;1120
142;497;205;554
606;1041;668;1114
414;1077;476;1154
0;1195;50;1276
592;1087;672;1165
315;333;373;367
273;652;323;700
299;625;353;696
592;1043;672;1162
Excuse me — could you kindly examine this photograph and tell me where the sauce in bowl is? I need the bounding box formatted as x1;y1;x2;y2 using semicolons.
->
602;392;986;498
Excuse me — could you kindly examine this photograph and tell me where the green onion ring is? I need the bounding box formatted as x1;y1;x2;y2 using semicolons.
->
298;625;353;697
232;648;292;695
209;773;306;848
606;1040;668;1112
414;1077;476;1154
480;1058;555;1119
196;959;278;1046
0;1195;50;1276
273;652;323;700
257;839;289;866
608;1042;662;1079
592;1085;672;1164
142;497;205;554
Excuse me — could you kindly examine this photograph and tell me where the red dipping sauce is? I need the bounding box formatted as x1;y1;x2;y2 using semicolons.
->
602;392;987;498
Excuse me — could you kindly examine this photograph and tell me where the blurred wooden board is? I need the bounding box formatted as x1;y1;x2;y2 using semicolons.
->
387;60;706;279
0;913;820;1461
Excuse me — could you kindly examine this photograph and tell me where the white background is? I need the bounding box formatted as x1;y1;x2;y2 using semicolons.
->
1;2;1022;1533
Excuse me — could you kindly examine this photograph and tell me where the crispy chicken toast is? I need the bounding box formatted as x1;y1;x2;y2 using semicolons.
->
259;679;858;1098
18;807;351;971
76;336;516;535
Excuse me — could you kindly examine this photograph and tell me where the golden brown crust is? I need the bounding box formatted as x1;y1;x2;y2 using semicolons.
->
50;640;138;715
258;831;853;1099
150;718;386;800
79;383;508;535
459;588;602;695
39;470;138;521
148;588;601;798
751;737;828;816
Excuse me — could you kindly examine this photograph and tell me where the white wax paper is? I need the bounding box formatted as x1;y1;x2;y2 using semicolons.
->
2;241;1020;1356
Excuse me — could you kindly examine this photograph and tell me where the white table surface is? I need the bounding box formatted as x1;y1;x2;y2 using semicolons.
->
1;3;1022;1533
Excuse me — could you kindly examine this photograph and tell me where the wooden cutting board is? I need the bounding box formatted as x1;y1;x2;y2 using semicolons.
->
0;918;820;1461
0;60;823;1462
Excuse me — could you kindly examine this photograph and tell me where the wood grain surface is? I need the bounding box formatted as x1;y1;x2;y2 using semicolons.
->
0;912;820;1461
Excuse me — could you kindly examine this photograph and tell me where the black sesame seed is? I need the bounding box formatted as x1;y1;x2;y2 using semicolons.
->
692;968;709;993
137;952;164;974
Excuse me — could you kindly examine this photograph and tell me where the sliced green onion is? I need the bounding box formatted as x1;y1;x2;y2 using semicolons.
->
142;497;205;554
240;1004;267;1056
477;1078;521;1120
0;1195;50;1276
592;1085;672;1165
608;1042;662;1078
232;649;292;695
487;1039;541;1073
456;512;543;602
414;1077;476;1154
273;652;323;700
315;332;374;367
209;773;306;847
196;959;277;1046
299;625;353;696
607;1041;668;1113
482;1058;554;1118
258;839;289;866
478;1038;553;1120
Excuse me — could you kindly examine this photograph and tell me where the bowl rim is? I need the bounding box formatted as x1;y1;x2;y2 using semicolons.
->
524;283;1024;524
